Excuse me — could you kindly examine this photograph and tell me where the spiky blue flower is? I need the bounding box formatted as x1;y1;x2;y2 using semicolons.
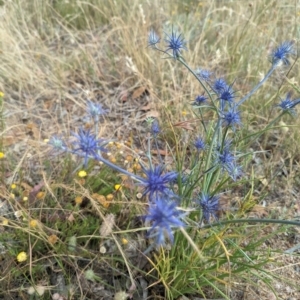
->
193;95;207;106
140;165;178;201
194;137;206;152
222;107;241;130
217;147;235;168
218;84;235;110
87;101;108;122
195;68;212;82
165;29;187;58
198;192;219;222
277;93;300;116
48;136;68;152
215;145;242;181
148;29;160;47
72;128;107;167
151;119;160;136
213;78;228;94
271;41;294;66
227;163;243;181
144;197;185;245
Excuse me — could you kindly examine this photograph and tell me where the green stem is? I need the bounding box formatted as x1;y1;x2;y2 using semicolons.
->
201;218;300;229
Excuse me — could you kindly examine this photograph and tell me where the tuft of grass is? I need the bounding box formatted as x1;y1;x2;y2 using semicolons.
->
0;1;300;299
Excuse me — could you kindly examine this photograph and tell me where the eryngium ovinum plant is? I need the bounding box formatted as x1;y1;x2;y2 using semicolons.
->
50;28;300;299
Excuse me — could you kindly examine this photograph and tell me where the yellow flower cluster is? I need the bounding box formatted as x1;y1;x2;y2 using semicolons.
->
17;251;27;262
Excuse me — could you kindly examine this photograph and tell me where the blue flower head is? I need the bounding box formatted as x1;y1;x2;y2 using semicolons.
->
217;147;235;168
218;84;236;111
165;29;187;58
144;197;185;245
49;136;67;152
271;41;294;66
213;78;228;94
87;101;108;122
277;93;300;116
219;85;235;102
195;68;212;82
198;192;220;222
193;95;207;106
151;119;160;136
148;29;160;47
141;165;178;201
72;128;107;167
227;163;243;181
215;145;242;181
194;137;206;152
222;107;241;130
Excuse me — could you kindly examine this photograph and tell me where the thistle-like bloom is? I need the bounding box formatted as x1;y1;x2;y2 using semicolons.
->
72;128;107;167
227;163;243;181
148;29;160;47
195;68;212;82
198;192;219;222
140;165;178;201
221;107;241;130
271;41;294;66
215;145;242;181
144;197;185;245
48;136;68;152
194;137;206;152
151;119;160;136
277;93;300;116
87;101;108;122
165;29;187;58
213;78;228;94
218;84;235;111
217;147;235;168
193;95;207;106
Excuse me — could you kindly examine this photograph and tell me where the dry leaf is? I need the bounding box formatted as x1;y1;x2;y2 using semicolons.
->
141;103;152;111
67;213;75;222
132;86;147;99
249;204;268;218
100;213;115;237
26;123;40;139
119;90;129;102
43;99;54;110
151;149;168;156
145;110;160;118
3;136;15;146
172;121;194;131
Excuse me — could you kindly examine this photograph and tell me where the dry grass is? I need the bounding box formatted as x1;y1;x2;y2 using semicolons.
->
0;0;299;299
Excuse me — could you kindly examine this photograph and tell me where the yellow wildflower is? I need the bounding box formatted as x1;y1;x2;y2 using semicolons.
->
0;92;4;98
75;196;83;204
36;191;45;199
17;251;27;262
109;156;117;163
0;152;4;159
106;194;114;201
48;234;58;245
114;184;122;191
29;219;38;228
2;218;8;225
102;201;110;208
122;238;128;245
78;170;87;178
11;183;17;189
125;155;133;162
